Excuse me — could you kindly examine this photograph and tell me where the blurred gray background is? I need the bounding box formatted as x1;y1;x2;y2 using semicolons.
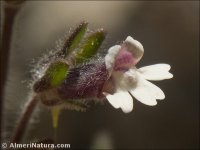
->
2;1;199;149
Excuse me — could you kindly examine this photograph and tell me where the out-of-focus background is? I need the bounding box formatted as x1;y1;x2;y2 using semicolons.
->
1;1;199;149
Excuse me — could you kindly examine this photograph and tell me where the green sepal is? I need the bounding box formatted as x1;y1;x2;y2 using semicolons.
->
46;61;69;87
33;60;69;93
63;21;88;57
73;29;106;65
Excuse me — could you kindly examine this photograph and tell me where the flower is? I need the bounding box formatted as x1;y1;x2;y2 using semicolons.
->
103;36;173;113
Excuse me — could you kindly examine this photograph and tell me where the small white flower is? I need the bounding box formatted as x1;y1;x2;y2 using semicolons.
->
104;36;173;113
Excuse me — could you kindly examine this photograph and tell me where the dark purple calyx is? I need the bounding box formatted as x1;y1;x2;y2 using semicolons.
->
58;61;109;99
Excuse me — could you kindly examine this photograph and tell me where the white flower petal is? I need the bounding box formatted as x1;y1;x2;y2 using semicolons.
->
105;91;133;113
130;89;157;106
125;36;144;53
122;36;144;65
112;68;137;91
138;64;173;81
105;45;121;75
130;72;165;106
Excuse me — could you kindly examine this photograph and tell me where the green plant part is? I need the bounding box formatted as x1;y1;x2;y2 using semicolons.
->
33;61;69;93
64;22;88;57
51;106;61;129
73;29;106;65
46;61;69;87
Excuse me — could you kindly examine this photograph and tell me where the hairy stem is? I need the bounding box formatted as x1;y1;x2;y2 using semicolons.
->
11;96;39;143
